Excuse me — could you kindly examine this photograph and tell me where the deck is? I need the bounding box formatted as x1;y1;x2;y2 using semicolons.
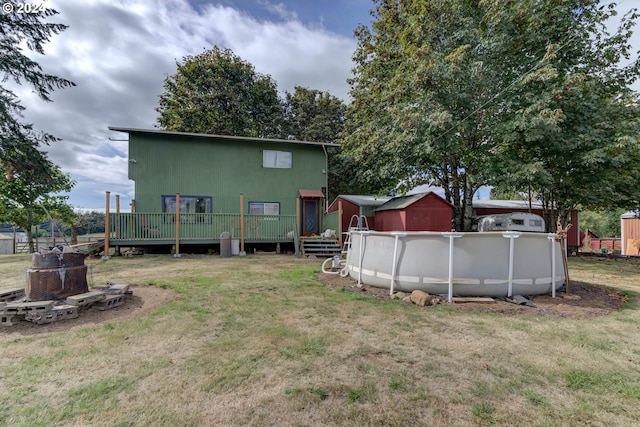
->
107;212;297;246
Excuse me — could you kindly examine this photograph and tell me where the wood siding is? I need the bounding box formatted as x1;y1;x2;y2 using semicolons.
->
327;198;376;232
376;194;452;232
622;217;640;255
128;133;327;216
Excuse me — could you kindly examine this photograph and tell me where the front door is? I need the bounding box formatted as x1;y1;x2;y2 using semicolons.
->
302;199;319;236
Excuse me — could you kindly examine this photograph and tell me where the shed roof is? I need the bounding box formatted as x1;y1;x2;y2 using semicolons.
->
621;211;639;219
109;126;340;147
376;192;451;212
327;195;391;211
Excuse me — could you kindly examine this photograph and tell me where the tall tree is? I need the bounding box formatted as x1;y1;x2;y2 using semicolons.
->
0;1;75;176
282;86;366;200
156;46;282;137
490;2;640;227
343;0;640;231
0;157;74;252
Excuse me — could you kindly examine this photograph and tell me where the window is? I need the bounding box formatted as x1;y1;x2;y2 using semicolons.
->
249;202;280;215
512;219;524;226
529;219;543;227
263;150;292;168
162;195;212;214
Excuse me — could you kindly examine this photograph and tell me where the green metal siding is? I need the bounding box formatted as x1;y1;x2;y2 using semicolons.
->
128;133;327;214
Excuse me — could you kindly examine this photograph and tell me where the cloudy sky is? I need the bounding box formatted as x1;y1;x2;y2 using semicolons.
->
12;0;372;211
9;0;640;212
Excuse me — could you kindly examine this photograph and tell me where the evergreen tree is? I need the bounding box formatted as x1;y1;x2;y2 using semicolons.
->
0;1;75;176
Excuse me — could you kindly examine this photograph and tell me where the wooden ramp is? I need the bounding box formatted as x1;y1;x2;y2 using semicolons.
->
70;240;105;257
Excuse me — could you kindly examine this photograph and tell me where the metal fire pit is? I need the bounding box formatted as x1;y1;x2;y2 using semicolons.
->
26;251;89;301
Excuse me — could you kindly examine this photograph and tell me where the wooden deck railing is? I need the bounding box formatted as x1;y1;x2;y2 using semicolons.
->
109;212;296;242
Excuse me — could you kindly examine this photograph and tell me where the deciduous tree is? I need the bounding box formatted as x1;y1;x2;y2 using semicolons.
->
0;157;74;252
156;47;282;138
343;0;640;231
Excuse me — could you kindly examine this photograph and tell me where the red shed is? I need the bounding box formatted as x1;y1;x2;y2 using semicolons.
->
327;195;391;232
375;192;453;232
472;199;580;250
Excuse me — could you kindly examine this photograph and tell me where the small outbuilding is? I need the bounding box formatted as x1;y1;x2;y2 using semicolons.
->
327;195;391;232
0;235;14;255
621;211;640;255
375;192;453;232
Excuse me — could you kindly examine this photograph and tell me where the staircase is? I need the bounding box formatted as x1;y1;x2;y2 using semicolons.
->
300;238;342;257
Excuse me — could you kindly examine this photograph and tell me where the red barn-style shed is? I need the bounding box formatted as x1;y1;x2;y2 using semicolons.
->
327;195;391;232
375;192;453;232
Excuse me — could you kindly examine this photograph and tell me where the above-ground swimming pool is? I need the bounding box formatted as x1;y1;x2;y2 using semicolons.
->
345;230;566;299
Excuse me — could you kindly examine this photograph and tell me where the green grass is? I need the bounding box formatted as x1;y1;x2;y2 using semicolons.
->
0;254;640;426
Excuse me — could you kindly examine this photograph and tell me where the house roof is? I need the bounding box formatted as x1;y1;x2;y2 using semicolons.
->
109;126;340;147
327;195;392;211
376;192;451;212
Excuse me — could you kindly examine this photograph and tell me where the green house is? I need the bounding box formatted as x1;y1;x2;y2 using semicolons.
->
107;127;337;252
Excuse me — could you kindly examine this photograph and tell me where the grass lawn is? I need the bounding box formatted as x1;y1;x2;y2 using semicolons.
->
0;253;639;426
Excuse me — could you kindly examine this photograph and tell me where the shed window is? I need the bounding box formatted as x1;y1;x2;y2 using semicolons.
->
249;202;280;216
162;196;211;214
263;150;292;168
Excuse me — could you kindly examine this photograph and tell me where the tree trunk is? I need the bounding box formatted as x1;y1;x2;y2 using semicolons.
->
71;226;78;245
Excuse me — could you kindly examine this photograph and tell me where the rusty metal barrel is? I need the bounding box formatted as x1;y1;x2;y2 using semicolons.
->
26;251;89;301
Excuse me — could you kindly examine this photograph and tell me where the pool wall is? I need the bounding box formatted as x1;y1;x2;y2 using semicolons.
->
346;231;565;298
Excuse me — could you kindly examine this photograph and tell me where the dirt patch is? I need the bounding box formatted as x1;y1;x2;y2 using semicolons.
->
0;285;178;337
319;273;628;319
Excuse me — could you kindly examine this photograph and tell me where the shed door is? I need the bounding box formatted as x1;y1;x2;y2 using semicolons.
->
302;199;319;236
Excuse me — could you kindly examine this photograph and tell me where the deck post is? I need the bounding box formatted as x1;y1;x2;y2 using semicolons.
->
240;193;245;254
114;195;121;256
174;193;181;257
295;197;301;256
103;192;110;259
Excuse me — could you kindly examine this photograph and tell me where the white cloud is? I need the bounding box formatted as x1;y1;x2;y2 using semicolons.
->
11;0;357;210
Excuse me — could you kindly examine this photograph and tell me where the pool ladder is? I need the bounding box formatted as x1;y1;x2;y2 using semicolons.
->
322;215;368;276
